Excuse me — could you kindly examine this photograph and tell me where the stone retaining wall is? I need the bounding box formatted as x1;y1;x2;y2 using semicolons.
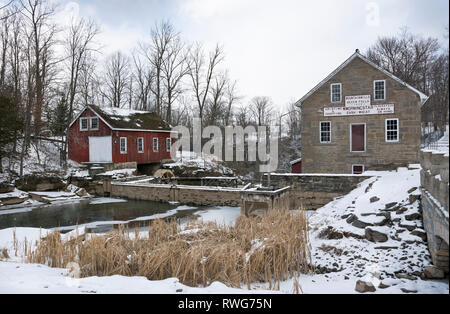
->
420;150;449;273
263;174;371;210
108;183;241;207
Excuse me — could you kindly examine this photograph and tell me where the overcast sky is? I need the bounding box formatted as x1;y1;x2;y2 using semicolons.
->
9;0;450;110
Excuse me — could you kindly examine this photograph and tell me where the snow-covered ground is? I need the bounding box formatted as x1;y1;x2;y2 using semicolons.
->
164;152;235;176
0;167;448;294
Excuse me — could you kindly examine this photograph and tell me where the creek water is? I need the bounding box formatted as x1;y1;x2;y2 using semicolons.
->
0;198;238;233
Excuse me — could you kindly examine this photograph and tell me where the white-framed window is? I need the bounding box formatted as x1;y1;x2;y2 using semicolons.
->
320;121;332;143
80;117;89;131
331;83;342;103
120;137;127;154
374;80;386;101
352;165;365;175
386;118;399;142
90;117;99;130
137;137;144;153
166;138;172;153
153;138;159;152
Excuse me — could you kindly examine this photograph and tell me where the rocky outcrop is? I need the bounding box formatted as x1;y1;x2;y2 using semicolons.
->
0;183;14;194
15;175;65;192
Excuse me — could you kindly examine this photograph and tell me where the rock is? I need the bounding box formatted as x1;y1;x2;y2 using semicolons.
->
405;213;422;221
319;227;343;240
399;223;416;232
15;175;64;192
378;282;390;289
375;246;398;250
355;280;376;293
407;187;418;194
346;214;358;224
409;194;421;204
370;196;380;203
0;196;28;206
0;183;15;194
352;219;373;229
385;202;398;209
424;266;445;279
29;193;52;204
410;230;427;242
396;273;417;280
365;228;388;243
396;207;408;215
75;188;88;197
401;288;418;294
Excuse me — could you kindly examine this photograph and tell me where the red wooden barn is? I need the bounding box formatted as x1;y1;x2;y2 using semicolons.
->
68;105;174;166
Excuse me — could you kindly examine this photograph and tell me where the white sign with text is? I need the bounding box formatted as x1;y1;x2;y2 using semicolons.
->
345;95;371;107
324;104;395;117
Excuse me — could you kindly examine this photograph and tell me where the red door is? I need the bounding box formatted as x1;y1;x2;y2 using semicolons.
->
351;124;365;152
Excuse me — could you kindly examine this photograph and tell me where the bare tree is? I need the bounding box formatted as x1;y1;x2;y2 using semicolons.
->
63;18;100;121
161;34;189;123
188;43;224;127
20;0;59;135
132;49;154;111
102;51;130;108
223;79;241;126
249;96;273;126
204;71;227;126
366;28;439;95
78;51;100;107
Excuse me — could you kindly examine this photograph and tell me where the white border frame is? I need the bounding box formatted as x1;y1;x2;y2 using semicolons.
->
330;83;342;103
385;118;400;143
153;138;159;152
137;137;144;153
350;123;367;153
120;137;127;154
374;80;386;101
80;117;89;131
352;164;365;175
90;117;99;131
320;121;332;144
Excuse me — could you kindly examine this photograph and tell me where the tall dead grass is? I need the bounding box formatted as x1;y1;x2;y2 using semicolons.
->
26;210;311;289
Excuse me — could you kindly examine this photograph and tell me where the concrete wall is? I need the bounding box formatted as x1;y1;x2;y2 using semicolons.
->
263;174;371;210
301;57;422;174
420;150;449;273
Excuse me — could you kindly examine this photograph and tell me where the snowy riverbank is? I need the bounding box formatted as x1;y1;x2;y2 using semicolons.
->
0;167;448;294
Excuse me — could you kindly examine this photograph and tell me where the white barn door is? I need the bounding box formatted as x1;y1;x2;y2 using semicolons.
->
89;137;112;163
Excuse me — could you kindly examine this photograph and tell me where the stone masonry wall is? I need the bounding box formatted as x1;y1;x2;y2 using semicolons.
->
109;183;241;207
420;150;449;273
263;174;371;210
301;57;422;174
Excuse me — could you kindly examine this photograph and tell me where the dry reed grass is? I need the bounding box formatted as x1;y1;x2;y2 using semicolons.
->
26;209;311;289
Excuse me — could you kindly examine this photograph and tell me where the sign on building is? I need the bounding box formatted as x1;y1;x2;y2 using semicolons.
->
324;104;395;117
345;95;371;107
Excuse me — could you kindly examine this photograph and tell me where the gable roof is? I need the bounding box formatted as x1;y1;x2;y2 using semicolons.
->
69;105;173;133
295;50;429;107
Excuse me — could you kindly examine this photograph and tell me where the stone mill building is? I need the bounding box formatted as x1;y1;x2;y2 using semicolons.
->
296;50;428;174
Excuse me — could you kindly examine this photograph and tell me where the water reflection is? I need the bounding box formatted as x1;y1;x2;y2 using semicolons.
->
0;198;199;233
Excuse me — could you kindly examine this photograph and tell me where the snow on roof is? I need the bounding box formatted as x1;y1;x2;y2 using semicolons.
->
69;105;173;132
290;158;302;165
296;50;429;107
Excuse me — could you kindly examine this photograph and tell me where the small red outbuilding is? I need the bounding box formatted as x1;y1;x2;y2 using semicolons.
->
291;158;302;174
68;105;174;166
